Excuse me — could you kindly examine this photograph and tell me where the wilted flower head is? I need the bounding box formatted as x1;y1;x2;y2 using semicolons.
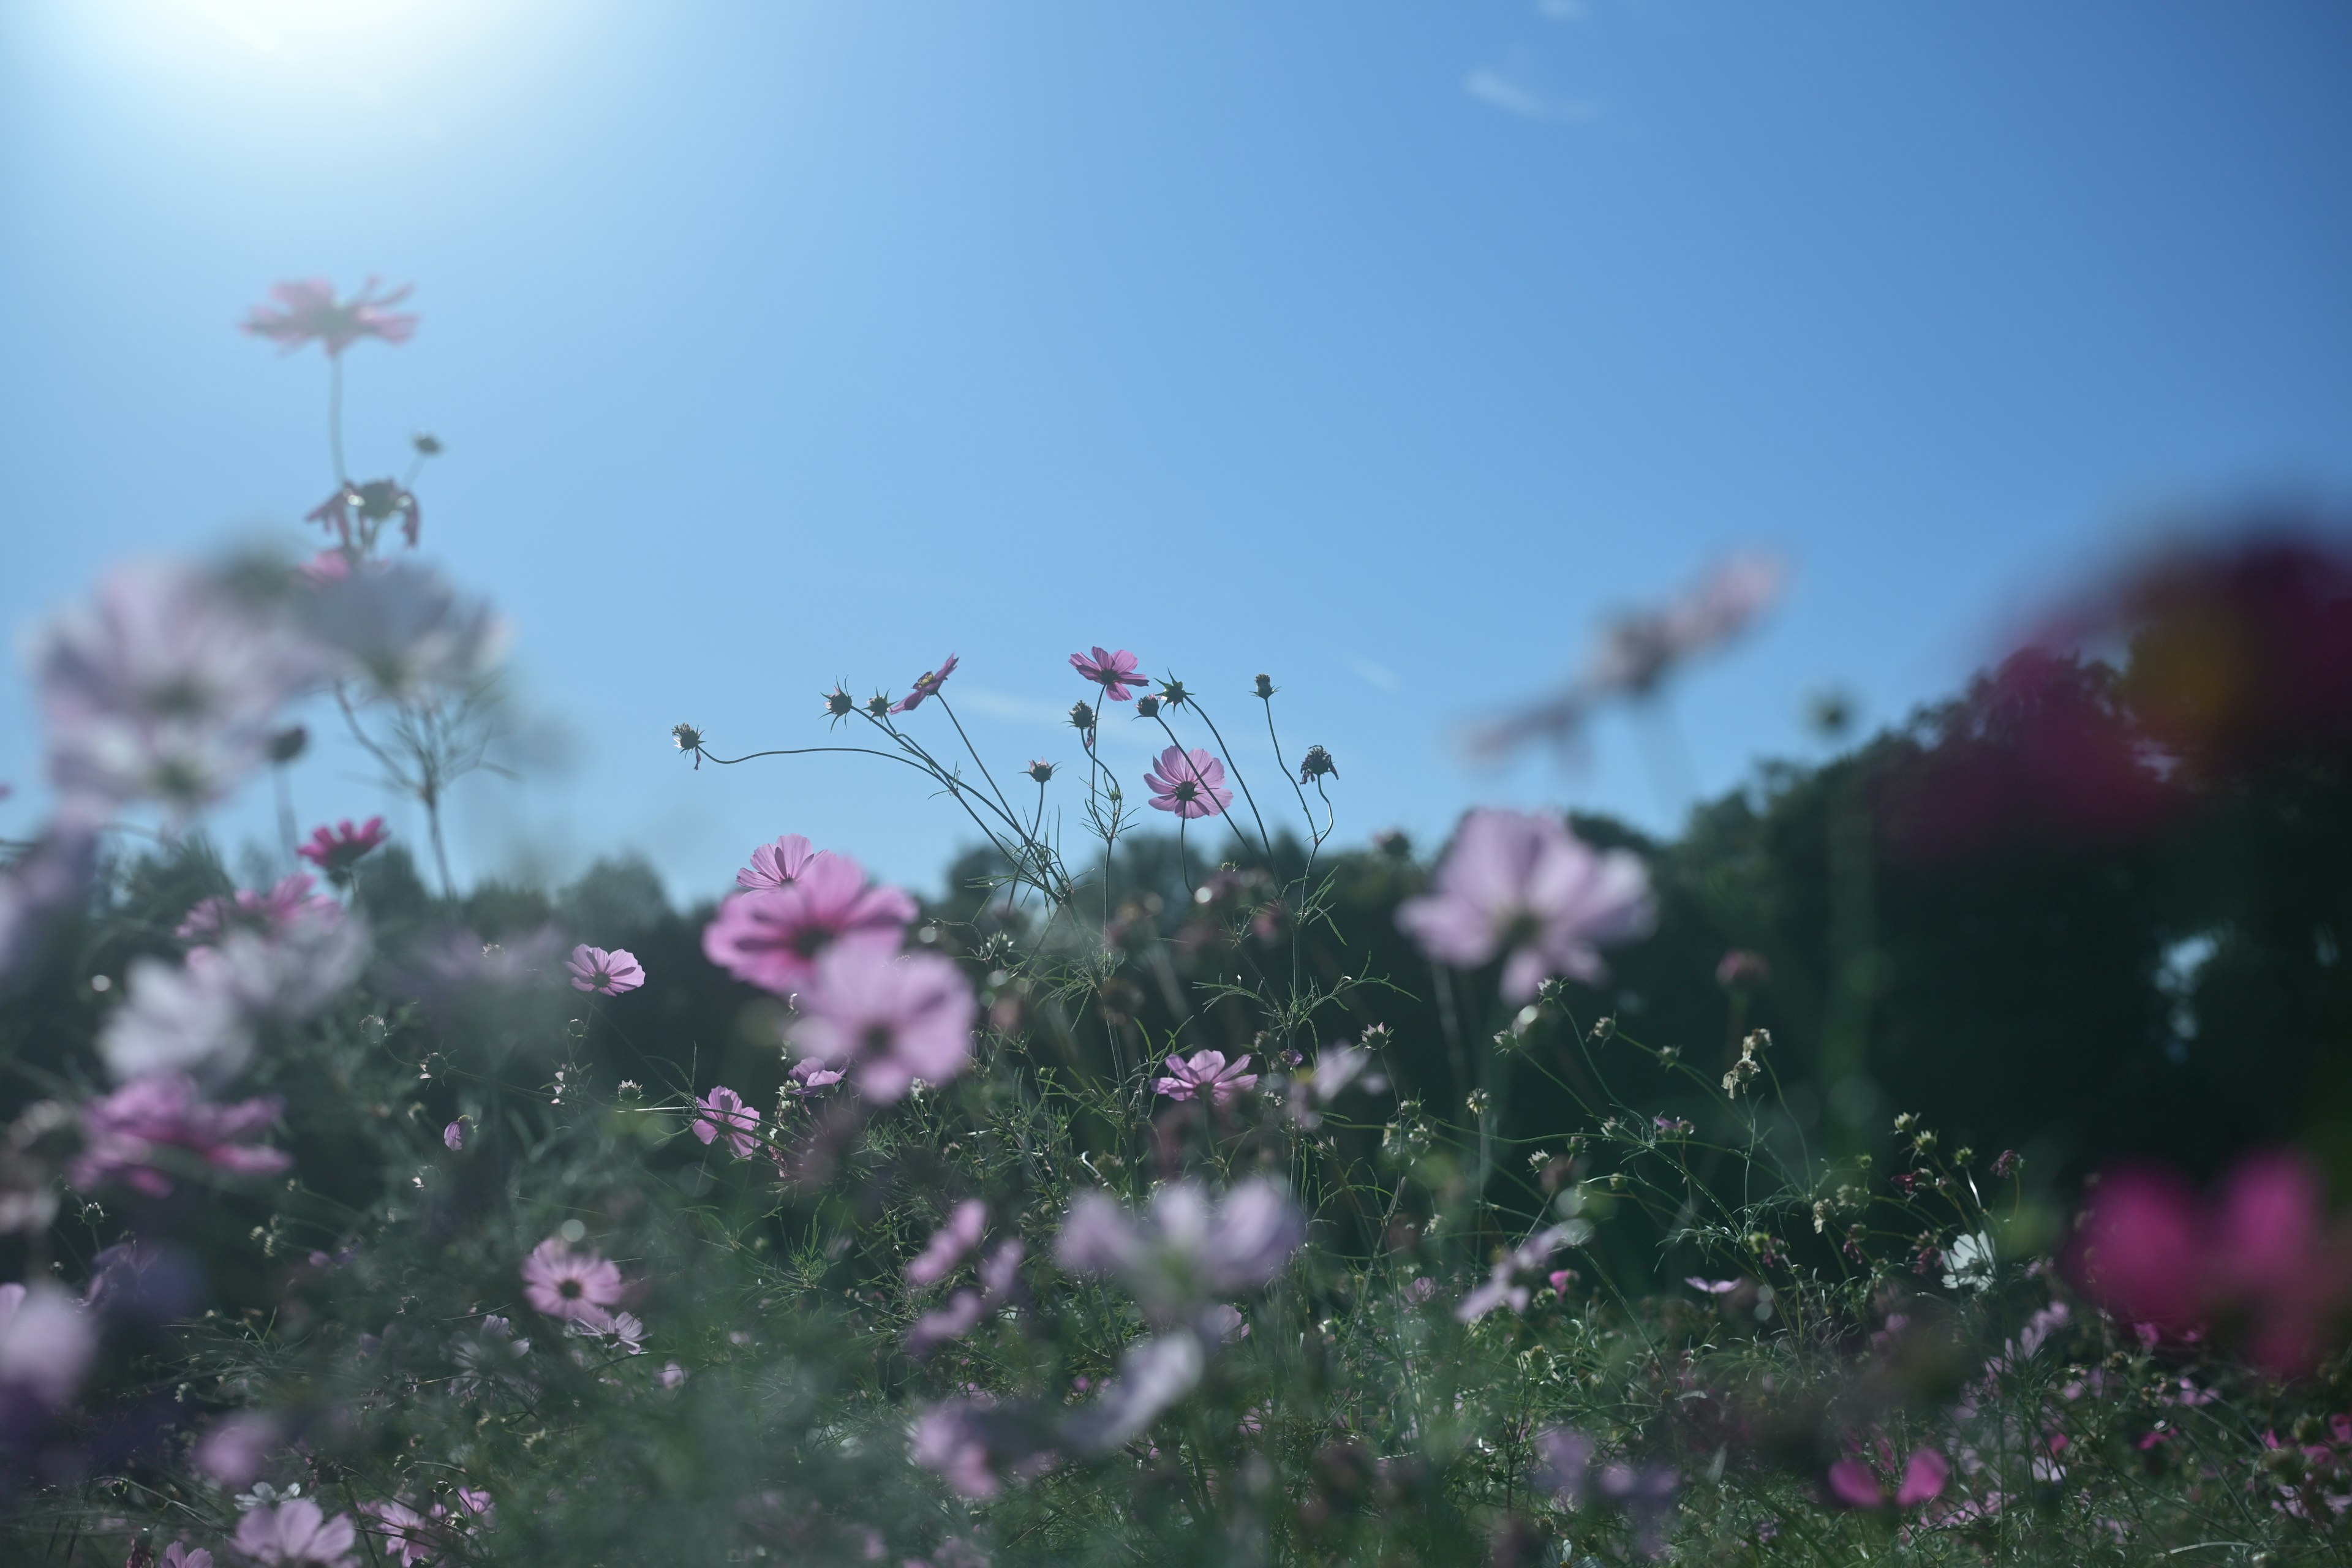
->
35;559;318;813
701;854;916;994
0;1281;99;1406
1066;701;1095;733
241;277;417;357
565;944;645;996
790;946;977;1102
71;1074;289;1197
520;1237;624;1329
692;1087;760;1158
1144;746;1232;820
671;721;704;755
736;833;826;892
1055;1179;1305;1324
1396;809;1654;1002
296;818;386;881
176;873;337;941
231;1497;359;1566
1070;647;1142;701
307;480;421;552
1297;744;1336;784
890;654;959;714
822;688;857;725
1151;1049;1257;1106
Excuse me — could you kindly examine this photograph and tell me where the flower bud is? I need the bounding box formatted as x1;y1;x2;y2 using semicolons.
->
1134;695;1161;718
1067;701;1096;731
1027;760;1056;784
412;432;443;456
1253;673;1275;698
823;688;856;722
865;693;892;719
266;725;308;764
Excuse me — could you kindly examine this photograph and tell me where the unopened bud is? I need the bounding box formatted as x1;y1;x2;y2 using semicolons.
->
1253;673;1275;698
266;725;308;764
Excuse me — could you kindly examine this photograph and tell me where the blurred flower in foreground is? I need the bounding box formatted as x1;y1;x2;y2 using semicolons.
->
889;653;959;715
2068;1148;2352;1375
1458;1224;1585;1322
176;872;336;941
307;480;421;551
1144;746;1231;819
565;944;644;996
35;559;318;814
790;946;976;1102
1533;1427;1681;1558
241;277;417;357
1827;1445;1948;1511
0;1281;99;1408
1152;1049;1257;1106
702;854;916;994
230;1496;359;1567
1397;809;1654;1002
1471;552;1785;760
99;910;368;1082
296;817;388;883
1056;1179;1305;1328
71;1074;289;1197
0;818;98;987
296;562;508;700
910;1396;1057;1499
907;1199;987;1287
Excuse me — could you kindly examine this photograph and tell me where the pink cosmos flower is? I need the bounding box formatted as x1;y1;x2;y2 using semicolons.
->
2068;1149;2352;1374
1396;809;1656;1002
735;833;826;891
692;1087;761;1158
566;944;645;995
296;817;388;880
1057;1180;1306;1325
443;1121;464;1151
520;1237;624;1329
889;654;960;715
241;277;418;357
908;1199;987;1287
1144;746;1232;820
785;1057;845;1096
791;946;978;1102
193;1410;283;1488
1714;948;1770;986
0;1282;99;1406
230;1498;358;1566
701;854;917;994
162;1544;214;1568
1827;1447;1949;1510
176;873;337;941
360;1500;435;1567
70;1074;290;1197
1152;1049;1257;1106
1457;1226;1577;1322
910;1398;1021;1499
1069;647;1143;702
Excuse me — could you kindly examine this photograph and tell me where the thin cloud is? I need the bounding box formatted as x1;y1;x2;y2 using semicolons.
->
1351;657;1401;693
1464;68;1605;125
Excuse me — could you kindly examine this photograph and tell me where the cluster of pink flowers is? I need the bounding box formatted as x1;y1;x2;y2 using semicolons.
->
70;1074;289;1197
2068;1148;2352;1374
703;831;975;1102
1397;808;1655;1002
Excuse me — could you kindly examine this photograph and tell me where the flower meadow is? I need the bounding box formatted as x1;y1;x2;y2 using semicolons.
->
0;287;2349;1567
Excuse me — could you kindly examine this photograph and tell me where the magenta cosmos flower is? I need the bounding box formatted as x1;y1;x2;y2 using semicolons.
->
790;944;977;1102
566;944;645;995
521;1237;624;1327
241;277;418;357
1396;809;1655;1003
735;832;828;892
1144;746;1232;820
70;1074;290;1197
907;1199;987;1287
1152;1049;1257;1106
701;853;916;994
889;653;960;715
296;816;388;880
1827;1447;1949;1511
1069;646;1143;702
692;1086;760;1158
232;1497;359;1566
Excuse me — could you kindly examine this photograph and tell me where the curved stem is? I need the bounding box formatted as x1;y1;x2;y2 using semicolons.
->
1184;698;1275;863
328;354;347;483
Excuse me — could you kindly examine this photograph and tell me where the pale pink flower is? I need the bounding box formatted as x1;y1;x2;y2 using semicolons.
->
520;1237;624;1328
71;1074;289;1196
192;1411;283;1487
1143;746;1231;820
908;1200;987;1286
0;1282;98;1406
176;873;337;941
735;833;826;891
443;1121;464;1151
1057;1180;1305;1325
99;911;368;1082
296;818;387;880
359;1499;434;1567
162;1545;214;1568
231;1498;358;1566
1457;1226;1577;1322
889;654;960;715
910;1397;1053;1499
1152;1049;1257;1106
701;854;917;994
660;1361;687;1389
692;1087;760;1158
791;946;977;1102
1062;1332;1205;1452
293;562;508;699
241;277;417;357
1069;646;1143;701
566;944;644;995
1396;809;1654;1002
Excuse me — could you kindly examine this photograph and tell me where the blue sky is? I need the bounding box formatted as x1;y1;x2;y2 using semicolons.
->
3;1;2348;903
